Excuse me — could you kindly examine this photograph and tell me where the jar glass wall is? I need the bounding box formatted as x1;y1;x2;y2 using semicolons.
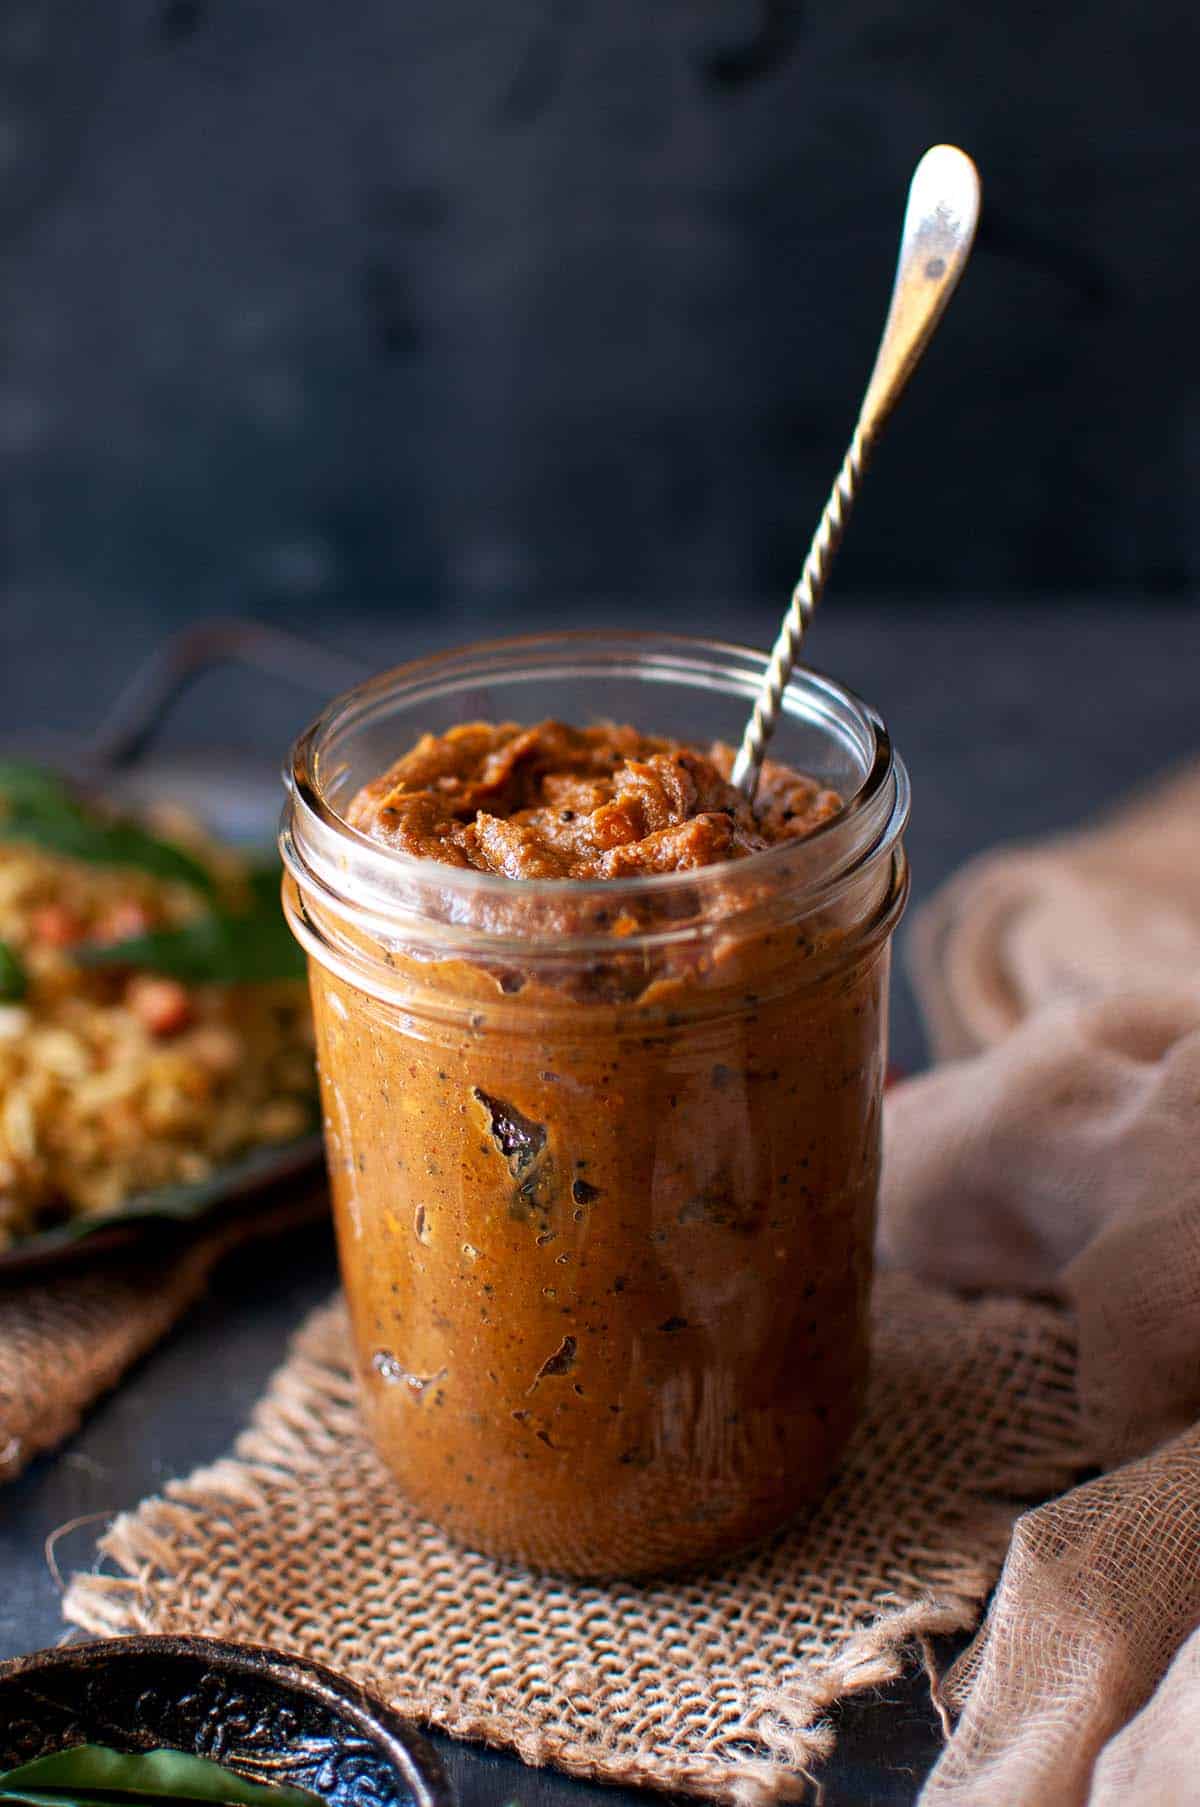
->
281;633;909;1577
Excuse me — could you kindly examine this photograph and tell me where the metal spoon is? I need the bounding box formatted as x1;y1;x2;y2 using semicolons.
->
730;143;981;798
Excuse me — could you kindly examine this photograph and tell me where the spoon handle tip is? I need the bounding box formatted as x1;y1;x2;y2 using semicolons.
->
732;144;981;800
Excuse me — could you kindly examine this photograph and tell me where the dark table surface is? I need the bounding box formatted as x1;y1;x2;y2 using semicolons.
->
1;595;1197;1806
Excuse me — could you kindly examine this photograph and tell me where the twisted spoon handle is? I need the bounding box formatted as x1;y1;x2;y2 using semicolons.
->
731;144;981;798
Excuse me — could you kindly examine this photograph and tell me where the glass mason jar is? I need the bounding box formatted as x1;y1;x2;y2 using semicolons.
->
281;633;909;1578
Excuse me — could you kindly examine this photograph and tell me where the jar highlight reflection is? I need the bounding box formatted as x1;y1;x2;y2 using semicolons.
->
281;634;909;1577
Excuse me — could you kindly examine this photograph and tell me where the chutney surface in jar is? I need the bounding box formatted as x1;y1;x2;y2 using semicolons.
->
308;719;888;1576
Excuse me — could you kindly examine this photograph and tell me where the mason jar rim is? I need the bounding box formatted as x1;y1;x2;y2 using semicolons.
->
282;630;908;935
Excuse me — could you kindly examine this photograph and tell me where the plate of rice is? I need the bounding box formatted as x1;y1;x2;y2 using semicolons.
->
0;758;320;1272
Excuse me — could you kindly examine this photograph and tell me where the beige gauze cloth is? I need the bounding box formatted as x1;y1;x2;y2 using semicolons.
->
881;761;1200;1804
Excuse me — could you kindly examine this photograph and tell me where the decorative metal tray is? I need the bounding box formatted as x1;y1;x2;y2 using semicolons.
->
0;1635;453;1807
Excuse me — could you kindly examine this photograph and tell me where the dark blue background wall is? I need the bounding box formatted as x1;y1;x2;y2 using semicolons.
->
3;1;1199;632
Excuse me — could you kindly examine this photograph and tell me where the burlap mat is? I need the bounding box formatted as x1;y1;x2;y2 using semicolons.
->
1;1193;323;1488
63;1275;1084;1803
0;1232;235;1486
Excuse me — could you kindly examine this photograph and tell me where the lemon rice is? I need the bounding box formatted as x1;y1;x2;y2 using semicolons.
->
0;820;314;1247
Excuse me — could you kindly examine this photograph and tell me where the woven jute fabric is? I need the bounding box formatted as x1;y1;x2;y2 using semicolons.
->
0;1233;232;1485
63;1276;1084;1803
0;1194;322;1487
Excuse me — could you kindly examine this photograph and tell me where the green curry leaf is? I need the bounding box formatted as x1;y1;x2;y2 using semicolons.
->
0;939;27;1003
0;810;218;898
0;762;78;811
0;1743;324;1807
0;766;217;897
78;874;304;985
0;766;302;986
